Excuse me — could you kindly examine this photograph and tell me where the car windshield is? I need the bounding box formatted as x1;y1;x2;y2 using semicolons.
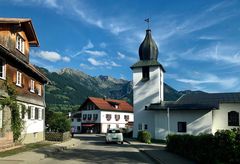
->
108;129;121;133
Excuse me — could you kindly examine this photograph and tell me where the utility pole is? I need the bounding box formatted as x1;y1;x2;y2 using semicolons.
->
167;107;170;135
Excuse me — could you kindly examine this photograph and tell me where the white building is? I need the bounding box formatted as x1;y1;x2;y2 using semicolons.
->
131;28;240;140
72;97;133;133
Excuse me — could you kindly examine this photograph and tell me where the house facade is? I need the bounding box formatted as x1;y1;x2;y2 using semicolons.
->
0;18;48;144
71;97;133;133
131;28;240;140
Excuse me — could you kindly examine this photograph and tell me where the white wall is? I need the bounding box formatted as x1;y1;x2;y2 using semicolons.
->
212;103;240;134
100;111;133;133
132;66;164;138
20;102;45;134
154;109;212;139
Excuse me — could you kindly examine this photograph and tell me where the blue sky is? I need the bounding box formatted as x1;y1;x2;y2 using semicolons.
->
1;0;240;93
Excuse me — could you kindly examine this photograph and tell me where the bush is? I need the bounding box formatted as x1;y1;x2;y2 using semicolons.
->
47;112;71;133
166;129;240;164
137;130;151;144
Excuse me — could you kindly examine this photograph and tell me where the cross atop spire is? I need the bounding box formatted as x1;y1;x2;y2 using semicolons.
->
144;18;150;29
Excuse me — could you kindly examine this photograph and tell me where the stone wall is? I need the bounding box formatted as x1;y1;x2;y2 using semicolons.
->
45;131;70;142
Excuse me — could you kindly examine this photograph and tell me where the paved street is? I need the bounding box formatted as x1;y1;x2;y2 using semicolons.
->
0;134;155;164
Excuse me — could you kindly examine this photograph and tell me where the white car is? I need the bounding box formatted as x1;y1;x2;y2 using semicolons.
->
105;128;124;144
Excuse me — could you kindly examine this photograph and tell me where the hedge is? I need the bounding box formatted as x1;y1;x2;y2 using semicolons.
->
166;128;240;164
137;130;151;144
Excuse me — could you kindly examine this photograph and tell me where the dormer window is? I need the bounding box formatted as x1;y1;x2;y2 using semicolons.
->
16;34;25;54
30;80;35;93
142;66;149;81
16;71;22;87
0;58;6;80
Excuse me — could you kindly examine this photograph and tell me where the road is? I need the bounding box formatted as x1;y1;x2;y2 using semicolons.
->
0;134;156;164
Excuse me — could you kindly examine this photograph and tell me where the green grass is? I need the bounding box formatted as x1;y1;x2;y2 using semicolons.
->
0;141;53;157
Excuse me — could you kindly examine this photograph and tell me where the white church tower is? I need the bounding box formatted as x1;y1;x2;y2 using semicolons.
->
131;28;165;138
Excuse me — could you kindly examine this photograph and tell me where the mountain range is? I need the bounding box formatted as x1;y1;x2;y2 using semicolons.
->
38;67;185;112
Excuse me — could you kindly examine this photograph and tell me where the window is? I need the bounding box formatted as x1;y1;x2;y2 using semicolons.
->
77;118;81;122
87;114;92;120
228;111;239;126
138;123;142;131
115;105;119;109
16;34;25;54
16;71;22;87
30;80;35;93
42;109;45;120
83;114;87;120
30;106;34;119
0;58;6;80
35;108;39;119
144;124;148;130
142;66;149;81
0;107;3;128
115;114;120;121
77;126;81;131
178;122;187;132
93;114;98;120
38;108;42;120
27;106;31;119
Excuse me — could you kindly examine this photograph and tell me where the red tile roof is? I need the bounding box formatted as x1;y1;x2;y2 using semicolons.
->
82;97;133;112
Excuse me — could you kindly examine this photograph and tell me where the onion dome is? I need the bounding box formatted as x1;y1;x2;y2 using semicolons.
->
139;29;158;60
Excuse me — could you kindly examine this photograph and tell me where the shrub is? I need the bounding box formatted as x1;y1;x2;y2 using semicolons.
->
47;112;71;133
166;129;240;164
137;130;151;144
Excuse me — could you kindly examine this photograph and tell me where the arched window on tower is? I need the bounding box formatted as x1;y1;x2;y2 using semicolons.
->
142;66;149;81
228;111;239;126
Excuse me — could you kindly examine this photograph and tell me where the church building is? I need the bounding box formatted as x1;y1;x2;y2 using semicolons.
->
131;28;240;140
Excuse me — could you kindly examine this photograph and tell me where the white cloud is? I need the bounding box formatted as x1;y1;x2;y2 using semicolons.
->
82;40;94;50
87;58;121;67
100;42;107;48
176;73;239;91
62;56;71;62
73;41;106;57
84;50;106;57
182;44;240;65
117;52;125;59
198;36;221;40
11;0;60;8
31;50;69;62
79;63;95;70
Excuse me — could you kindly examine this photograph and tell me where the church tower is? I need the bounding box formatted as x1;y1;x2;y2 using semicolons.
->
131;28;165;138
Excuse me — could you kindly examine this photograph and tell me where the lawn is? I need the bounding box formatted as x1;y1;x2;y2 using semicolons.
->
0;141;54;157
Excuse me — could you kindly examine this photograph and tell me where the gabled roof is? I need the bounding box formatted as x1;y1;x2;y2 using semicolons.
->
148;92;240;111
0;18;39;46
0;45;49;83
80;97;133;112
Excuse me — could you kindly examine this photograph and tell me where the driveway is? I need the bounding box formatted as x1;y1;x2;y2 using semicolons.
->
0;134;155;164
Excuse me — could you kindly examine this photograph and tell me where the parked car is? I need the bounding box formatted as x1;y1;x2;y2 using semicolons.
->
105;128;123;144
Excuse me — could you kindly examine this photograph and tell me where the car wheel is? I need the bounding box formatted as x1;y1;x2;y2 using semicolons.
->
121;141;123;144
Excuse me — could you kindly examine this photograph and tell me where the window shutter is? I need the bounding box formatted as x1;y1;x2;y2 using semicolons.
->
28;106;31;119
